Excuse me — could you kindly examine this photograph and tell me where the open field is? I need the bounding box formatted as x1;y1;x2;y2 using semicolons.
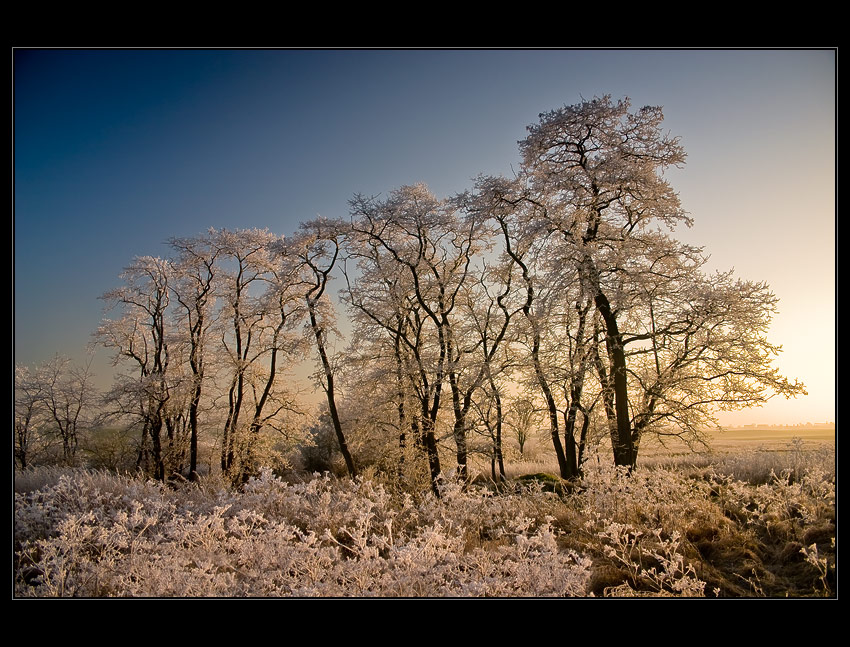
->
711;425;835;449
638;425;835;457
489;425;836;484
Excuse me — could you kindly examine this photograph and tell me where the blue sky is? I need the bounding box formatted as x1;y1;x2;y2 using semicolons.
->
14;49;835;425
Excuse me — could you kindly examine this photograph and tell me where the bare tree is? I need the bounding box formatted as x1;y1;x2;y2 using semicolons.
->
211;228;277;480
169;231;221;479
14;365;47;469
621;254;807;458
349;185;483;491
290;219;356;478
39;354;97;465
97;257;176;479
505;397;537;458
506;95;804;468
517;96;688;468
342;224;430;485
465;176;578;478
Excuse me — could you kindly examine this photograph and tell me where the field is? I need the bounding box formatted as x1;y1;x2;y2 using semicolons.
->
14;427;835;598
646;425;835;454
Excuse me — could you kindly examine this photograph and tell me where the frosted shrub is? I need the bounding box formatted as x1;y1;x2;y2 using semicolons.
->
714;468;835;532
595;522;706;597
15;466;81;494
577;461;717;534
416;479;565;548
15;469;592;597
800;541;832;596
15;461;834;597
575;457;834;597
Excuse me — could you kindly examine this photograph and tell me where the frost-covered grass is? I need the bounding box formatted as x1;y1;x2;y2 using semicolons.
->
14;448;835;598
14;469;590;597
638;438;835;485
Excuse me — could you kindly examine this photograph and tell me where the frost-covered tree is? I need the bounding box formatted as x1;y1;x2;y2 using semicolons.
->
517;96;690;468
15;364;50;468
169;231;222;479
36;354;97;466
510;95;804;468
210;227;302;482
342;218;429;484
349;185;485;490
620;252;807;457
286;218;357;478
504;397;537;458
461;97;805;473
464;175;586;478
97;257;179;479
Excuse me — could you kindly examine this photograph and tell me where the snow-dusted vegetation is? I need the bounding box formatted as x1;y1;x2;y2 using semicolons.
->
14;443;834;597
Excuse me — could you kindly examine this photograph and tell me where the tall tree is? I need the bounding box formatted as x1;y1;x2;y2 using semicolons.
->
465;176;576;478
518;96;689;468
516;95;803;467
291;218;357;478
209;228;301;482
98;257;175;479
449;227;524;482
349;185;475;492
211;228;276;479
342;230;422;483
169;231;221;479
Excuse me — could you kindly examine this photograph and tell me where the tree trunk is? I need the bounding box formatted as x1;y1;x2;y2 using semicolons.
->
563;409;579;479
532;333;569;478
310;307;356;478
221;371;244;474
187;339;203;480
150;417;165;481
420;414;443;497
594;290;635;468
188;379;201;479
448;370;469;482
394;334;407;482
494;386;505;481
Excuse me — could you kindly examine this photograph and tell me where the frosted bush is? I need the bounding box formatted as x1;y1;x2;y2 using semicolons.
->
576;460;717;535
15;461;834;597
714;468;835;532
15;469;592;597
595;522;706;597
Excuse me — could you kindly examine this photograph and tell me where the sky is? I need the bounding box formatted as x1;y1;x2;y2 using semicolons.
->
13;48;835;427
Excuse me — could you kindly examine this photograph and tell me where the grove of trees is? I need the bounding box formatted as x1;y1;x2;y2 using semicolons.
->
14;96;806;492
